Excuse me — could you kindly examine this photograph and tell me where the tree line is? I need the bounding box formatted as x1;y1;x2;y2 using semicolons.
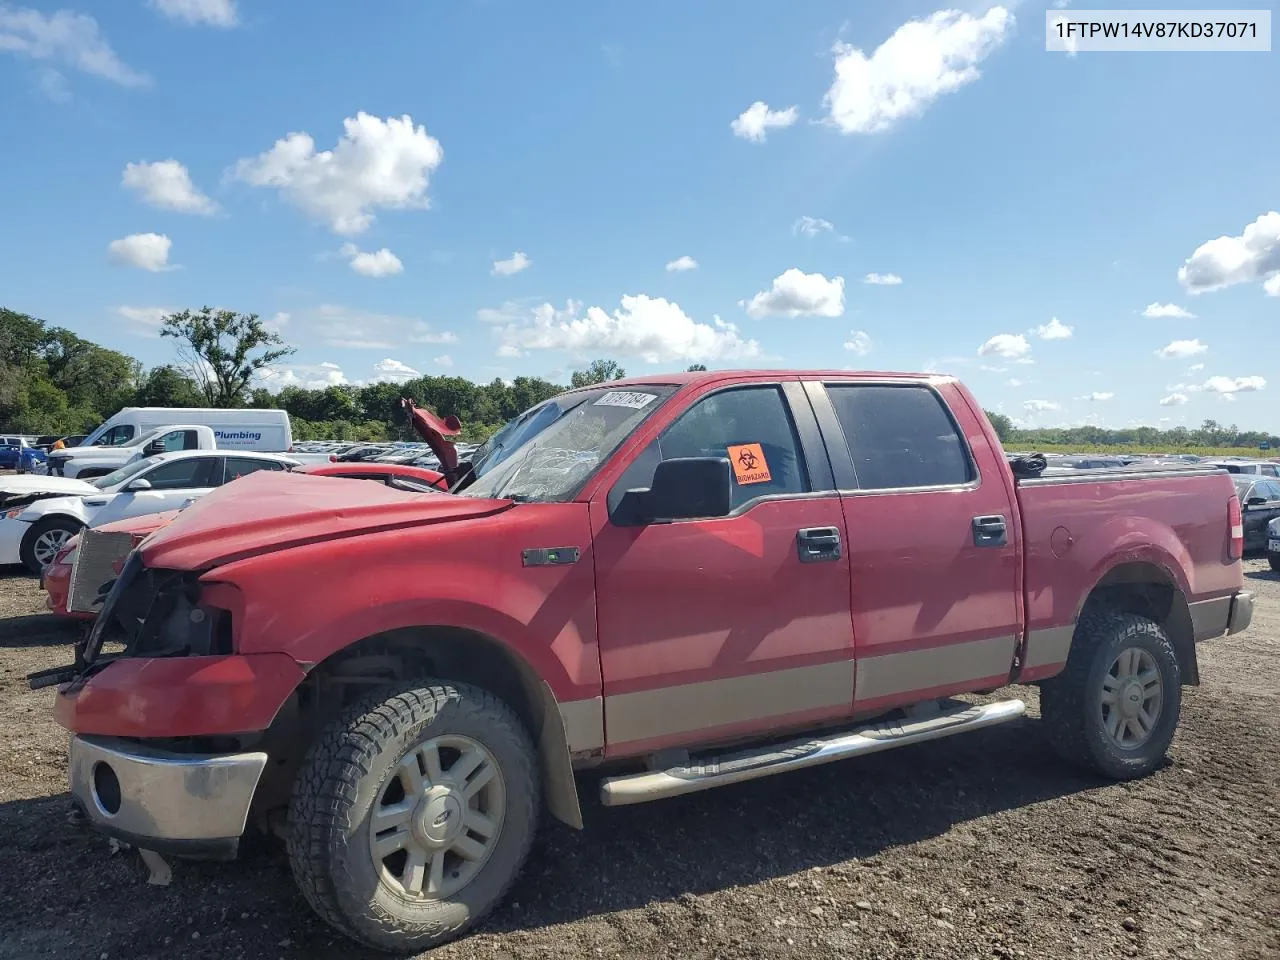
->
2;305;1275;451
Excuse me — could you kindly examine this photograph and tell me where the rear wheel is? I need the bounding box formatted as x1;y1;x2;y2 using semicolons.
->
20;517;82;575
287;680;539;953
1269;556;1280;573
1039;611;1181;780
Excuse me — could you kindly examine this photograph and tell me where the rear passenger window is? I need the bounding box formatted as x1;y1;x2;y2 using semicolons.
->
610;386;809;511
223;458;285;483
826;385;974;490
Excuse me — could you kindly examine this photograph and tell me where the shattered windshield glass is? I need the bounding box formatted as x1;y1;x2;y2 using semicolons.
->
460;386;675;503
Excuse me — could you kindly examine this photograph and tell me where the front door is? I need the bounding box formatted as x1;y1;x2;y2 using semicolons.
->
92;456;221;526
810;381;1021;714
590;382;855;758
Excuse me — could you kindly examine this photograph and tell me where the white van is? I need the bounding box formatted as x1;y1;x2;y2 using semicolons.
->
79;407;293;452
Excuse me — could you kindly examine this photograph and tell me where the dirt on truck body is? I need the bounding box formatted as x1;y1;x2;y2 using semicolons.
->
14;371;1270;955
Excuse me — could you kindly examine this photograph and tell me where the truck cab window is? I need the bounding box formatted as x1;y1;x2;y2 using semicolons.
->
611;386;809;512
99;425;135;446
827;384;974;490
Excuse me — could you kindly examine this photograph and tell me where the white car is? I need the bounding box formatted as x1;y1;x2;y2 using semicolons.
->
1;450;296;573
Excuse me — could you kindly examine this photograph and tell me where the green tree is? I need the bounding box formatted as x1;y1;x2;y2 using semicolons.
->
135;365;204;407
686;363;708;372
570;359;625;387
985;409;1013;443
161;307;295;407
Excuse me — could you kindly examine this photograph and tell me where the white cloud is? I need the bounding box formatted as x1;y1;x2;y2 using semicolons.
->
1203;375;1265;395
1265;274;1280;297
665;255;698;272
1032;317;1072;340
148;0;237;27
1023;399;1061;413
793;216;835;238
1006;378;1023;387
108;233;172;271
1178;211;1280;294
433;354;455;368
258;361;349;390
35;66;69;102
1159;393;1189;406
0;6;148;87
122;160;218;215
231;112;444;235
304;304;454;350
1142;301;1194;319
863;272;903;286
844;330;872;356
978;333;1030;359
370;358;419;383
731;101;798;142
116;305;174;335
743;268;845;319
497;296;761;364
492;251;531;276
1155;338;1207;360
338;242;403;278
1188;363;1204;372
823;7;1013;135
1085;391;1114;401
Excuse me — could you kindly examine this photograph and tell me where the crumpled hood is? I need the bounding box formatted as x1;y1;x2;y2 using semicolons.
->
139;471;513;570
0;475;97;508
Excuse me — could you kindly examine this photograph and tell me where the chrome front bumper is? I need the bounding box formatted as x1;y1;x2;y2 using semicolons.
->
69;735;267;859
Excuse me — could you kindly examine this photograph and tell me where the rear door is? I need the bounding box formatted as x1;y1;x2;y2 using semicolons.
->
590;380;855;756
806;379;1020;713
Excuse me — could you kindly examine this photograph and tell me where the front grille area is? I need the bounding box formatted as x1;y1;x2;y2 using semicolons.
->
68;530;136;614
86;557;231;664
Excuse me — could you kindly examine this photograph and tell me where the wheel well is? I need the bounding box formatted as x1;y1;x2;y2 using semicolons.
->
252;626;584;831
1079;562;1198;685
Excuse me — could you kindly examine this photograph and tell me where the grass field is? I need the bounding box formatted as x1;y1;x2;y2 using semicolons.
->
1003;443;1273;458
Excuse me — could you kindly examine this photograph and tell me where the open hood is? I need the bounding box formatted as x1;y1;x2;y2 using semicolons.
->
0;475;98;509
139;471;512;571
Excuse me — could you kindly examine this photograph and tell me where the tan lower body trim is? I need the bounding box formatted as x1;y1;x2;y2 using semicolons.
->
1022;625;1076;670
558;697;605;753
605;660;855;746
854;634;1017;703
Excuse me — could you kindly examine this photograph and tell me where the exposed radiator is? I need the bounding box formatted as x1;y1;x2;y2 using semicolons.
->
68;530;137;614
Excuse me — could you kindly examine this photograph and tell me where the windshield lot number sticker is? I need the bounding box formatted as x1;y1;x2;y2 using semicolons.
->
594;391;658;410
728;443;772;485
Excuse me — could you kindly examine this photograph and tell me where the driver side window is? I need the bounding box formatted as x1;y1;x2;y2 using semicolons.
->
140;458;217;490
609;386;809;512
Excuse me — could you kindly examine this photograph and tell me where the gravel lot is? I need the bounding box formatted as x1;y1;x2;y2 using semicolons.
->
0;563;1276;960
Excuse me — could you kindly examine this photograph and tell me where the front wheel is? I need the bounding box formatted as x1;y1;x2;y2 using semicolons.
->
1039;611;1182;780
287;680;540;953
20;516;82;575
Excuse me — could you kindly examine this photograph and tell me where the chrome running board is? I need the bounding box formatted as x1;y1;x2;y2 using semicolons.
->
599;698;1026;806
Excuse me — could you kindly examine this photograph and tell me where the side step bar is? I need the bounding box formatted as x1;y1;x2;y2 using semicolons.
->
599;698;1026;806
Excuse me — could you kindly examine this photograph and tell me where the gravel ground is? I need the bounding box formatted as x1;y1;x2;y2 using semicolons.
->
0;563;1276;960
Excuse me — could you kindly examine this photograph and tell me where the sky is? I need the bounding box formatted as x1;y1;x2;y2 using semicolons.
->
0;0;1276;431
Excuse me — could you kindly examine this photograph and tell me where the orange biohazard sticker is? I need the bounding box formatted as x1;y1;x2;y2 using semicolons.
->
727;443;772;485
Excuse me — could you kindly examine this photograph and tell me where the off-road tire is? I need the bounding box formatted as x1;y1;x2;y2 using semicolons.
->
286;680;539;954
1039;610;1181;780
19;516;82;575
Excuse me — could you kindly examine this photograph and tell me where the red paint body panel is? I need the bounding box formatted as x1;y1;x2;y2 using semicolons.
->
200;501;601;703
295;462;447;488
1017;472;1241;635
140;471;509;570
54;653;304;738
839;382;1022;709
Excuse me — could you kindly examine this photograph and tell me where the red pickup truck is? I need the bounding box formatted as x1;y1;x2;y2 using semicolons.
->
31;370;1253;953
